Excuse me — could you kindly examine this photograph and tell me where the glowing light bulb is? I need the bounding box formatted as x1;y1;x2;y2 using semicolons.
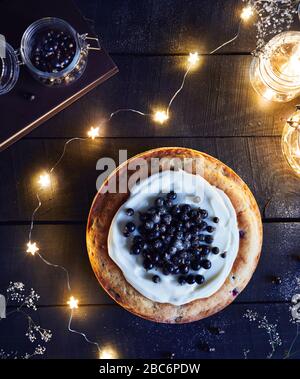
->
188;52;200;67
67;296;79;310
241;5;254;22
87;126;100;140
263;89;274;101
99;346;118;359
153;110;169;124
38;173;51;188
26;241;39;256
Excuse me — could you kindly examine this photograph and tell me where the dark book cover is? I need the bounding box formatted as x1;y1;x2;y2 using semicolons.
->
0;0;118;151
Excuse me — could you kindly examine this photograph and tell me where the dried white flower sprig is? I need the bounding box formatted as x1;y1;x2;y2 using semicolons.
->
0;282;52;359
0;345;46;360
284;281;300;359
6;282;40;311
243;0;298;55
244;310;282;359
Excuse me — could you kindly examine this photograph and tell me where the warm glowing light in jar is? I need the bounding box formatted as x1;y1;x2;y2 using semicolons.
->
67;296;79;310
283;52;300;77
241;5;254;22
26;241;39;256
282;107;300;176
153;110;169;124
250;32;300;103
38;173;51;188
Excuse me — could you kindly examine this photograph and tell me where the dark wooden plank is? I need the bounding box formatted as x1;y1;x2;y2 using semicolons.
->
77;0;247;54
28;55;299;139
0;224;113;306
0;137;299;222
0;223;299;306
74;0;300;55
0;303;298;358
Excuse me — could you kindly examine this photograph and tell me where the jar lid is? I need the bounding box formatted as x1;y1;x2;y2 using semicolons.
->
0;42;20;95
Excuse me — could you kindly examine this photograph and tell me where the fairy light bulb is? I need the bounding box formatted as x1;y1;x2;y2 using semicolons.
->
38;173;51;188
282;107;300;176
241;5;254;22
67;296;79;310
263;88;275;101
87;126;100;140
188;52;200;67
153;110;169;124
99;346;118;359
26;241;39;256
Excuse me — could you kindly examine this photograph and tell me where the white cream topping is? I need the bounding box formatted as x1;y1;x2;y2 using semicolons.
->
108;170;239;306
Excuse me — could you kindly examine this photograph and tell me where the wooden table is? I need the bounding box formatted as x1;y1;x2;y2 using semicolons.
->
0;0;299;359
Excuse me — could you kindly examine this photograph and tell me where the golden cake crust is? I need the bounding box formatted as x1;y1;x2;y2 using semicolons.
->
86;147;263;323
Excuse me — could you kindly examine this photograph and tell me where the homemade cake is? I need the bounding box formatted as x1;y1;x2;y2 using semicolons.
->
86;147;262;323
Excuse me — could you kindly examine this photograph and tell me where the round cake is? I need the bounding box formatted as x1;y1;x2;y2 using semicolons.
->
86;147;262;323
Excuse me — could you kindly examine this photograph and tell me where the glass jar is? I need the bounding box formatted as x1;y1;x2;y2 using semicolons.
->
250;31;300;102
282;107;300;177
0;17;100;95
0;42;20;95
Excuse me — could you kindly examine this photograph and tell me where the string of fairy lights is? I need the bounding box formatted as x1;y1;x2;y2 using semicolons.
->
24;5;256;358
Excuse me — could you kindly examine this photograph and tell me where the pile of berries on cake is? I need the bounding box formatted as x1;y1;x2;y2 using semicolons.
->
123;191;224;286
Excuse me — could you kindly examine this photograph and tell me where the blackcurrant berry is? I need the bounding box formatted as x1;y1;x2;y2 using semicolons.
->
195;275;205;285
211;247;220;255
167;191;177;200
126;208;134;216
126;222;136;233
201;259;212;270
152;275;161;283
155;197;165;207
143;258;153;270
186;275;196;285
